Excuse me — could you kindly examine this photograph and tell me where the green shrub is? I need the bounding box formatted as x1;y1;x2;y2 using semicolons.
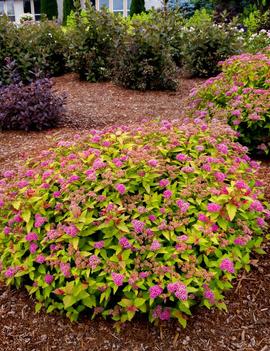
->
20;21;68;77
181;20;244;77
189;50;270;154
113;21;178;90
245;30;270;53
63;0;76;25
67;6;123;82
125;10;185;66
130;0;146;17
41;0;58;20
0;17;68;85
0;120;268;326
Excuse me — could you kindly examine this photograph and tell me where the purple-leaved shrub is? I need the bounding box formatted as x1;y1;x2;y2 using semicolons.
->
188;49;270;154
0;78;66;131
0;120;268;327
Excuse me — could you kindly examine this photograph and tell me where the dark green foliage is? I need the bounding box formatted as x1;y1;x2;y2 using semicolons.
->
41;0;58;20
130;0;145;17
67;6;123;82
113;21;178;91
63;0;75;25
0;17;68;85
182;20;243;77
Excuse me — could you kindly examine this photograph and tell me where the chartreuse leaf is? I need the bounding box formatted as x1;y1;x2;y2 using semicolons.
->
63;295;77;309
22;209;31;223
226;203;237;221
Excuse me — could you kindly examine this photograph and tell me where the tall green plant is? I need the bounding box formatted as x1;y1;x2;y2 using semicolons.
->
130;0;145;17
63;0;75;25
41;0;58;20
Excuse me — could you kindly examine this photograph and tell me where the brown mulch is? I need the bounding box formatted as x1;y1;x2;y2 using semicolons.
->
0;75;270;351
53;73;204;129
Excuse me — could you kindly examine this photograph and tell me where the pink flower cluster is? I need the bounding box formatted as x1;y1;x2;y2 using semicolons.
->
167;282;188;301
220;258;235;274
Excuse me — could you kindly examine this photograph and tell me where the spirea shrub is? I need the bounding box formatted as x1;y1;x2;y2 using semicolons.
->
0;120;268;326
189;51;270;154
0;78;66;131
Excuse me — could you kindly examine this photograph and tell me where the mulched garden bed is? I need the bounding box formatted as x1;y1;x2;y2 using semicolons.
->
0;74;269;351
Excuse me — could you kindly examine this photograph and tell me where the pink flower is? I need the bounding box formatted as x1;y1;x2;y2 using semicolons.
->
60;262;71;278
148;159;158;167
211;224;219;232
153;305;170;321
198;213;208;222
202;163;211;172
207;203;222;213
182;166;194;173
232;109;241;117
119;237;131;249
168;282;188;300
175;287;188;301
3;170;15;178
4;267;17;278
53;191;61;198
30;243;38;254
35;254;46;264
163;190;172;199
234;237;248;246
203;286;215;304
93;159;106;170
139;271;150;278
176;154;187;162
250;200;264;212
132;220;145;233
112;158;123;167
220;258;234;273
64;224;78;237
148;214;156;221
17;180;29;188
34;214;47;228
94;241;105;249
68;175;80;183
149;285;163;299
25;170;35;177
115;183;126;195
88;255;101;269
214;172;226;182
25;232;38;241
176;199;190;213
150;240;161;251
112;272;124;286
3;227;11;235
235;180;248;190
44;274;54;284
257;217;265;227
178;235;188;241
217;143;228;155
159;179;169;187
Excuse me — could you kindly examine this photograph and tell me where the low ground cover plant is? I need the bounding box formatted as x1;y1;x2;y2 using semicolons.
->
0;78;66;131
189;50;270;154
0;120;268;327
